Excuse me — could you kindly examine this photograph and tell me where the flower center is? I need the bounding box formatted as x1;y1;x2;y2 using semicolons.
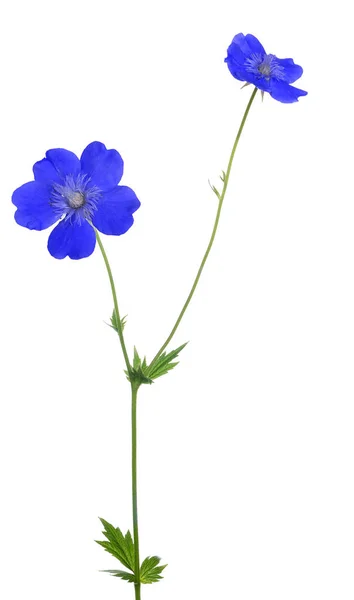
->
51;174;101;224
68;190;86;209
258;56;273;78
245;53;285;81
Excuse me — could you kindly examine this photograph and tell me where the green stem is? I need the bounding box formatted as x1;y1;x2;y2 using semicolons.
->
95;228;131;374
95;229;140;596
131;382;141;600
150;87;258;366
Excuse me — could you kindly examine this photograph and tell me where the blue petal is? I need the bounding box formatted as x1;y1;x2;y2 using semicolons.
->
225;55;271;89
225;57;248;82
226;33;266;83
253;77;271;92
275;57;304;84
80;142;124;192
92;185;140;235
47;218;96;260
229;33;250;56
12;181;58;230
228;33;265;60
33;157;64;185
225;38;250;77
244;34;266;56
270;80;308;103
45;148;81;179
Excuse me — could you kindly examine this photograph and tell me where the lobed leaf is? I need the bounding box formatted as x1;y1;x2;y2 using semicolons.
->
102;569;136;583
140;555;167;584
96;518;135;572
146;343;188;380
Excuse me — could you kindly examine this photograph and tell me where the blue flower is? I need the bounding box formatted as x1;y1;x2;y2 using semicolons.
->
12;141;141;259
225;33;307;103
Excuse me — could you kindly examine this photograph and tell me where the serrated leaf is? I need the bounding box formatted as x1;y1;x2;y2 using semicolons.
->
140;556;167;584
96;539;127;567
148;362;178;379
126;344;187;385
125;348;153;385
101;569;136;583
124;531;135;570
146;343;188;380
133;346;141;370
109;310;127;333
96;518;135;572
125;367;153;386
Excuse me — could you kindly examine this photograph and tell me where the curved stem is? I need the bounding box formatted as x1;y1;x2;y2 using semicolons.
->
131;382;141;600
150;87;258;366
95;229;131;374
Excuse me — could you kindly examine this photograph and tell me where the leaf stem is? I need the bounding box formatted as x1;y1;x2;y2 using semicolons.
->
95;229;131;374
150;87;258;366
131;382;141;599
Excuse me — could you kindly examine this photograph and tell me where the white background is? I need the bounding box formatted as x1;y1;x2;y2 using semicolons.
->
0;1;353;599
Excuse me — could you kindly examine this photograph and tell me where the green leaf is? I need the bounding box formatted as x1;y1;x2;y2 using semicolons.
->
133;346;141;370
126;343;187;385
140;556;167;584
124;530;135;571
101;569;136;583
125;347;153;385
96;518;135;572
208;179;221;199
146;343;188;380
109;309;127;333
97;520;167;586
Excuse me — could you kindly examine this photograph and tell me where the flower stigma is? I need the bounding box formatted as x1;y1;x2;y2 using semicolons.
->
68;190;86;209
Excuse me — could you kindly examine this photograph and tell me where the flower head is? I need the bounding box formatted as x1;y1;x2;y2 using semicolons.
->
12;141;141;259
225;33;307;103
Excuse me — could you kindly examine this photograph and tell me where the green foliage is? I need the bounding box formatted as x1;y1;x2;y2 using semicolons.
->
102;569;136;583
109;309;127;333
97;518;167;585
126;347;153;385
146;343;188;380
96;518;135;573
208;179;221;199
126;343;188;385
140;556;167;584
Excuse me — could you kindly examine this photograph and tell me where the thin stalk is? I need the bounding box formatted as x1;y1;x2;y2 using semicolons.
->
95;228;131;374
95;228;140;597
131;383;141;600
150;87;258;366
